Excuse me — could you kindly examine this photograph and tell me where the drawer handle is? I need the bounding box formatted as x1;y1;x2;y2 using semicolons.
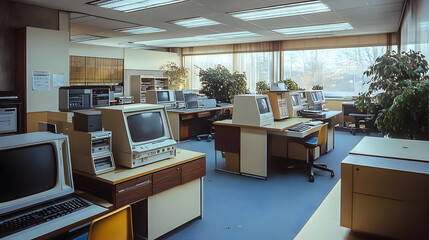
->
356;168;359;171
176;167;180;171
118;180;151;193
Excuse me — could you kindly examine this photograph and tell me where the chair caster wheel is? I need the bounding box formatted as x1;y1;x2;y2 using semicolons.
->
309;176;314;182
331;172;335;177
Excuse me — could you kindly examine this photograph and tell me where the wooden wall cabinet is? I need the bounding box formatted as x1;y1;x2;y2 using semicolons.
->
70;56;124;85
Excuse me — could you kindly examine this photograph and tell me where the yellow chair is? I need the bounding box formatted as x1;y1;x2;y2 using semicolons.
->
87;205;133;240
301;124;334;182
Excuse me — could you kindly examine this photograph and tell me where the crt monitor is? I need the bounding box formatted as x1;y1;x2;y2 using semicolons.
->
146;90;175;104
285;92;304;118
97;104;177;168
232;94;274;127
0;132;73;216
184;93;199;109
306;90;324;109
316;90;325;103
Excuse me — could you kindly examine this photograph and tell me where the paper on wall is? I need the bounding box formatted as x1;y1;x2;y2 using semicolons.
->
32;71;50;91
53;72;65;86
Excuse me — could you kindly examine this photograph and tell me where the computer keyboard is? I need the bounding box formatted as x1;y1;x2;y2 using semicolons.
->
0;197;89;238
288;124;312;132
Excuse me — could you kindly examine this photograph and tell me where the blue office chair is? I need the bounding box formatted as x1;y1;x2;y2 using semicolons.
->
301;124;334;182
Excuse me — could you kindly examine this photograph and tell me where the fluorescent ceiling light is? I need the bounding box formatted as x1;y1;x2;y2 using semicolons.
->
70;35;104;42
136;31;261;46
118;26;165;34
273;22;353;35
230;1;330;21
172;17;220;28
88;0;186;13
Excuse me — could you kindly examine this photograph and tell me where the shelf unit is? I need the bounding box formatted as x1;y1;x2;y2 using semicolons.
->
130;75;169;103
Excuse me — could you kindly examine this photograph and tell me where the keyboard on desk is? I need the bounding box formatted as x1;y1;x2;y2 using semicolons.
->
288;124;312;132
0;196;90;239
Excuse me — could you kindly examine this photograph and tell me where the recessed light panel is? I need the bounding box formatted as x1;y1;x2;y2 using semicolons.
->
273;22;353;35
70;35;104;42
136;31;261;46
118;26;165;34
88;0;186;13
172;17;220;28
231;1;330;21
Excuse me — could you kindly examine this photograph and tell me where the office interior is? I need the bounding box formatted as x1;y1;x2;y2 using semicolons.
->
1;0;429;239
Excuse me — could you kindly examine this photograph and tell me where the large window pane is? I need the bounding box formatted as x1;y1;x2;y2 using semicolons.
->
235;52;274;93
282;46;387;97
184;54;233;90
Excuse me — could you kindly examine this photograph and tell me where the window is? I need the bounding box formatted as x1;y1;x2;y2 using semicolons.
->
184;54;233;90
282;46;388;97
235;52;274;93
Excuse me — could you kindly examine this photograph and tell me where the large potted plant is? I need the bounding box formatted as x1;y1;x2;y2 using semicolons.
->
356;50;429;139
280;78;304;90
199;65;250;103
160;62;189;90
256;81;270;94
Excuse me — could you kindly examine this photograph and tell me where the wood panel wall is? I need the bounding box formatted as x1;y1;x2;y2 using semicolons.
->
70;56;124;85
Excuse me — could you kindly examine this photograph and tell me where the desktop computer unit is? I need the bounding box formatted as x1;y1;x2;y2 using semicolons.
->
64;129;115;175
73;110;102;132
97;104;177;168
285;91;305;118
146;90;176;108
232;94;274;127
263;91;289;120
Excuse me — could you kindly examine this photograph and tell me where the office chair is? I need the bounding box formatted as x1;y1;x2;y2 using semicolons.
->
301;124;334;182
349;113;374;135
87;205;133;240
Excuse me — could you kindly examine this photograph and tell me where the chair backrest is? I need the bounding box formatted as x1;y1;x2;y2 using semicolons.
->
87;205;133;240
317;124;328;146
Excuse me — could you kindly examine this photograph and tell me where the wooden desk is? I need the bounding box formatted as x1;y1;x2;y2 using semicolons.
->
168;106;233;141
73;149;206;240
317;110;342;153
214;117;314;179
341;137;429;239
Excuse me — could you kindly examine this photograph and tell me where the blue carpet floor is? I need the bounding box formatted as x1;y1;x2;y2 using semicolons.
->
160;129;370;240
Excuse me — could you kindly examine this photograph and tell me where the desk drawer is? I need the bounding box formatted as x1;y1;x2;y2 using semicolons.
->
115;175;152;208
153;166;182;194
197;111;210;118
182;158;206;184
181;114;195;120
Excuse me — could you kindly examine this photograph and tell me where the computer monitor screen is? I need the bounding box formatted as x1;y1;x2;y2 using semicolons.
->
299;92;306;99
184;93;197;102
0;144;57;203
291;95;300;106
157;91;170;102
311;92;319;101
257;97;270;114
127;112;164;142
174;91;185;102
317;91;324;101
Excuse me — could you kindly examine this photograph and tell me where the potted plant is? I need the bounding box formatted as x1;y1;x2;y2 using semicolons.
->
280;78;305;90
256;81;270;94
312;84;323;90
356;50;429;139
199;65;250;103
160;62;189;90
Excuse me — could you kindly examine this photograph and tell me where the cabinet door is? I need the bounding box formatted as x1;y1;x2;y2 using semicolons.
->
152;166;181;194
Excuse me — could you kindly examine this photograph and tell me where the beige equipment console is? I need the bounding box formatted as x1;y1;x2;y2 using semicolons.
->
232;94;274;127
97;104;177;168
64;130;115;175
263;91;289;120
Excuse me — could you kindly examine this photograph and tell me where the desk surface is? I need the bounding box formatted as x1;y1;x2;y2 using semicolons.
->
214;117;313;132
349;136;429;162
167;105;232;114
73;149;206;185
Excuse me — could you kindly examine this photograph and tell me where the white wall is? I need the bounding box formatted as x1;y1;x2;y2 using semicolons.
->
26;27;69;112
124;48;180;70
69;43;124;59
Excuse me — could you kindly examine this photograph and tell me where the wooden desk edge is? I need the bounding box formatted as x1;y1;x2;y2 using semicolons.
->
214;118;312;131
73;151;206;185
348;152;429;164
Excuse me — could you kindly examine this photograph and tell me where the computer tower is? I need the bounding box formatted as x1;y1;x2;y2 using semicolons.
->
73;110;102;132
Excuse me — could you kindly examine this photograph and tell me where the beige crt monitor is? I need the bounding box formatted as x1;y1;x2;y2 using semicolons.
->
97;104;177;168
285;91;305;118
263;91;289;120
232;94;274;127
